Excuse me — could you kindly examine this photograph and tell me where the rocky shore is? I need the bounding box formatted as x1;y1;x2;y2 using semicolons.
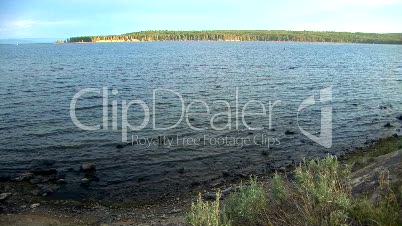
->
1;135;401;226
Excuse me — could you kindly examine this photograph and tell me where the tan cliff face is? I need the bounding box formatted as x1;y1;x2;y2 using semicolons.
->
94;39;140;42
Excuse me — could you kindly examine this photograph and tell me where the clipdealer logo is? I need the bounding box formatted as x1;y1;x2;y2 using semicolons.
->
70;86;332;148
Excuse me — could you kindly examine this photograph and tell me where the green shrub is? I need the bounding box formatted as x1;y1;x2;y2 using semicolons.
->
187;190;231;226
271;171;286;202
187;155;401;226
224;177;267;226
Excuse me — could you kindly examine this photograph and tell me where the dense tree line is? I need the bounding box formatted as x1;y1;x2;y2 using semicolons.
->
68;30;402;44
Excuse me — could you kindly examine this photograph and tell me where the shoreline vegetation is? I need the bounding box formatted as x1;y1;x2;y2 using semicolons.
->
66;30;402;44
1;135;401;225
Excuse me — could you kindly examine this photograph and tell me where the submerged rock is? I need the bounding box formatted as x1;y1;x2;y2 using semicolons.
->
396;115;402;120
31;168;58;176
384;122;392;128
222;170;231;177
57;179;67;184
0;176;11;182
31;159;55;168
285;130;296;135
178;167;185;174
80;163;96;173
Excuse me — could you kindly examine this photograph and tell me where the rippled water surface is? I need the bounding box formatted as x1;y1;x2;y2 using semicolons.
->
0;42;401;201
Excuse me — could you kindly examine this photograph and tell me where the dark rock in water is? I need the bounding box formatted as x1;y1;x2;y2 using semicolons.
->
80;163;96;173
57;179;67;184
83;174;100;182
31;175;50;184
261;150;269;156
378;105;387;110
37;184;60;196
57;172;66;179
222;170;231;177
178;167;185;174
47;174;58;181
31;184;60;196
0;193;12;202
396;115;402;120
248;131;253;135
236;173;248;179
289;66;297;70
31;168;57;176
392;134;398;138
211;181;223;188
190;181;201;187
203;193;217;201
13;172;34;182
80;178;91;186
30;189;41;196
0;176;11;182
285;130;296;135
31;159;56;168
116;144;124;149
384;122;392;128
137;177;146;183
221;187;233;196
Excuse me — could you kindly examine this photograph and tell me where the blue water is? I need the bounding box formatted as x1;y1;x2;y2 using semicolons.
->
0;42;401;201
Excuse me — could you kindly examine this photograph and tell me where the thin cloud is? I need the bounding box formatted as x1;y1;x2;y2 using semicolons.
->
324;0;402;7
0;19;79;38
10;20;78;28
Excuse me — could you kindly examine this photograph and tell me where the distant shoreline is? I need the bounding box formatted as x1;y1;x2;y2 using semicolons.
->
66;30;402;45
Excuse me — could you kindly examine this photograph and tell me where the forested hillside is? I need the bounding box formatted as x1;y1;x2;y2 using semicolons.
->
68;30;402;44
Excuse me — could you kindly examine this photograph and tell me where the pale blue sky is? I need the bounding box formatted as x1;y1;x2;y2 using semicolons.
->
0;0;401;38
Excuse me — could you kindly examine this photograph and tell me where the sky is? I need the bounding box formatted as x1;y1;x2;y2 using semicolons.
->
0;0;401;39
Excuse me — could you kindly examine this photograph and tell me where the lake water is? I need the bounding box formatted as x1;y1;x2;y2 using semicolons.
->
0;42;401;201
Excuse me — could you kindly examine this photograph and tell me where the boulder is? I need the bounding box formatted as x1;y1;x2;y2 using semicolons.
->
0;193;12;202
351;150;402;196
14;172;34;182
30;203;40;209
